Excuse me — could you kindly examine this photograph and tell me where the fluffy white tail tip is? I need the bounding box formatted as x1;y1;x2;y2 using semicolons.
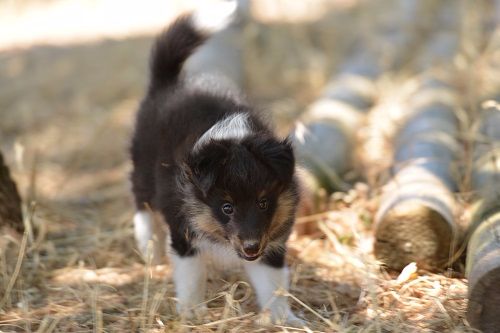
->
192;0;237;33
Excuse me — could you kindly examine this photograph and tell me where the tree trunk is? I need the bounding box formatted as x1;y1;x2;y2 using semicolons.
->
0;150;23;237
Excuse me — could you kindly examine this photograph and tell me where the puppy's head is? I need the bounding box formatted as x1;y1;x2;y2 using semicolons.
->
185;135;297;261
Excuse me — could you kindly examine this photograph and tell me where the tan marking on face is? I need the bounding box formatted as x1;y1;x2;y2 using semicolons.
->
229;234;240;248
190;205;226;241
268;189;296;240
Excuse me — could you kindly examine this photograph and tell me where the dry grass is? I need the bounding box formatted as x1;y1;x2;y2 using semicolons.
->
0;177;474;332
1;0;498;332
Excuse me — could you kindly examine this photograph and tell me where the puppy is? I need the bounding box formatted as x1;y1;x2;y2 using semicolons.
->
130;2;302;325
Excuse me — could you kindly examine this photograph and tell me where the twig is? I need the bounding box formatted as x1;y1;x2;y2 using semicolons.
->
140;241;154;330
0;231;28;309
202;312;254;327
282;290;338;330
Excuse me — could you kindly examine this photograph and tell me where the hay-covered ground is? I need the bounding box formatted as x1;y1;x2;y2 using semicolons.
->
1;0;494;332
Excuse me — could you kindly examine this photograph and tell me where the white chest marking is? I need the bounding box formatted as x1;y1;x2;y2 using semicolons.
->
196;238;242;268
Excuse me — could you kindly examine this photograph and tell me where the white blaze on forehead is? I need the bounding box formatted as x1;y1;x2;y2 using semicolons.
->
193;113;251;151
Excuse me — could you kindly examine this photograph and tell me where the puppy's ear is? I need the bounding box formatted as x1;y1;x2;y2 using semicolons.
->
187;142;228;196
246;136;295;184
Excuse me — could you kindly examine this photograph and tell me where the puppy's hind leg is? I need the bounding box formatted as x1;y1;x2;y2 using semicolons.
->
133;210;165;264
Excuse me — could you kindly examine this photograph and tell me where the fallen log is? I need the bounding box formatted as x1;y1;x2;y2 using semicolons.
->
291;1;441;234
466;106;500;333
374;74;463;270
291;49;380;195
369;0;466;270
289;52;379;235
411;0;460;72
465;35;500;330
360;0;463;185
291;0;439;194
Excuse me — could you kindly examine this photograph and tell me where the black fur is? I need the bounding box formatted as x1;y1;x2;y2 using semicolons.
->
130;14;298;266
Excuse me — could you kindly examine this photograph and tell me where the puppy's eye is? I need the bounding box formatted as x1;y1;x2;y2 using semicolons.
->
258;198;268;210
221;203;234;215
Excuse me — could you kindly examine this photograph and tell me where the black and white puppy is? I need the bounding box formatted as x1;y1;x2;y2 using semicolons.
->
130;2;302;325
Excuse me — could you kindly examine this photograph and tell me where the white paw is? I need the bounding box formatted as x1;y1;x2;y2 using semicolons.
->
280;311;305;327
192;0;237;33
177;302;208;322
271;309;305;327
257;309;305;328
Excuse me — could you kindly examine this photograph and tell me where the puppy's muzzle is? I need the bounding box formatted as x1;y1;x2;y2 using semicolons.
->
241;240;261;261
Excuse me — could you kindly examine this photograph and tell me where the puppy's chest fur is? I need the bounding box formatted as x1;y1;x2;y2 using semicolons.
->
194;238;241;268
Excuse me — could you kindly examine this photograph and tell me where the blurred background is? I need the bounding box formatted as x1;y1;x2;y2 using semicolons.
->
1;0;499;332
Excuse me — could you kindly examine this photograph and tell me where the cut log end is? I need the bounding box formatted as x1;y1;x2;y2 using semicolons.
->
467;266;500;333
374;201;454;270
466;211;500;333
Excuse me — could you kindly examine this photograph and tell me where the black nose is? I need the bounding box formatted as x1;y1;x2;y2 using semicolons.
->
242;240;260;256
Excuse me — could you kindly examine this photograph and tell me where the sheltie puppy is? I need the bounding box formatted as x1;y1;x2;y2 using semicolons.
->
130;1;302;325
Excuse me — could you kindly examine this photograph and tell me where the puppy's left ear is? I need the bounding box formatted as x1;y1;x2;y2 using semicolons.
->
247;137;295;184
186;141;228;196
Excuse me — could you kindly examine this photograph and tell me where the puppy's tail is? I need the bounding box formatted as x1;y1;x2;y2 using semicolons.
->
149;1;237;91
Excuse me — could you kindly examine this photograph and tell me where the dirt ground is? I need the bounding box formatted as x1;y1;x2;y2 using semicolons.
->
1;0;497;332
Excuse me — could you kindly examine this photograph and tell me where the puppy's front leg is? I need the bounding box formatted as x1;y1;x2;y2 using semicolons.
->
244;257;303;326
171;251;207;318
161;201;207;319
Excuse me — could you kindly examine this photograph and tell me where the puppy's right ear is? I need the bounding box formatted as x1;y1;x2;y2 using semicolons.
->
186;142;228;196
